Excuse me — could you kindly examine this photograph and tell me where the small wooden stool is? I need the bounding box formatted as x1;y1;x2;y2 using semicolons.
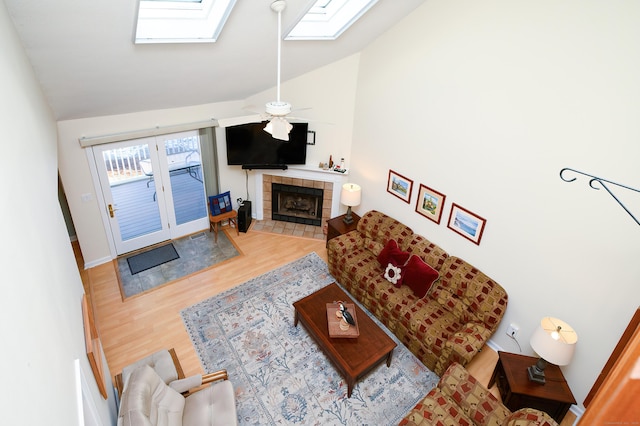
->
209;209;239;242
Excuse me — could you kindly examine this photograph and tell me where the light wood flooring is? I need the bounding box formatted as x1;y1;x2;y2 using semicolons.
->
76;226;575;425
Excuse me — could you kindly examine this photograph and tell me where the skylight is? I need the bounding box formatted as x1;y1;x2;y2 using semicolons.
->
135;0;236;44
285;0;379;40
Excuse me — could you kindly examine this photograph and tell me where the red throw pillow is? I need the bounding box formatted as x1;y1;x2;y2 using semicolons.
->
377;239;410;267
403;255;439;298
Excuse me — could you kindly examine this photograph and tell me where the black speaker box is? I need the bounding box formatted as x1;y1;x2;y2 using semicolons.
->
238;201;252;233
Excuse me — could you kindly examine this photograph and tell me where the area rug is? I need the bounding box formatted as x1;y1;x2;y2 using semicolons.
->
117;230;240;299
181;252;439;425
126;243;180;275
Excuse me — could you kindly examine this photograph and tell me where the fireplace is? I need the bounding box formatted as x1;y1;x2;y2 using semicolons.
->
272;183;323;226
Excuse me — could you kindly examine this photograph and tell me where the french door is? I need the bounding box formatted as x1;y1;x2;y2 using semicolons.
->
93;131;208;255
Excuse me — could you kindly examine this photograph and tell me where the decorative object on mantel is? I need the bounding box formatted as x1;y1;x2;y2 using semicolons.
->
528;317;578;384
340;183;361;224
560;167;640;226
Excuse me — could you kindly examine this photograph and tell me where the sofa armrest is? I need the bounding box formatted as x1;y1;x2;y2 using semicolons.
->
504;408;559;426
438;363;510;426
327;230;363;257
435;322;492;375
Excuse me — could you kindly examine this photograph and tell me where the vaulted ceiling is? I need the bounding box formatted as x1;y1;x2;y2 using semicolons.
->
5;0;424;121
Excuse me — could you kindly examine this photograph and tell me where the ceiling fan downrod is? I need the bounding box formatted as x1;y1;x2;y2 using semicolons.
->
266;0;291;116
265;0;292;140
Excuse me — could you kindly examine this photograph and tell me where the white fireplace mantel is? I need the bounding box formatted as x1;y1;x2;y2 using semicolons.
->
253;166;350;220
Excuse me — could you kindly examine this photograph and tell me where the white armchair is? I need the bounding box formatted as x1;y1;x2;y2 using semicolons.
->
115;349;237;426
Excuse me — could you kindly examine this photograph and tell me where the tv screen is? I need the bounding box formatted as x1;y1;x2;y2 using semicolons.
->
225;121;308;166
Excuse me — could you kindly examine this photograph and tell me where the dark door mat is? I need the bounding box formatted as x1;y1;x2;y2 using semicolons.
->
126;243;180;275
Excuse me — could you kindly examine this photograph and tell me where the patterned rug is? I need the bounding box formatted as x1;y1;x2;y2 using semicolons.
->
181;252;439;425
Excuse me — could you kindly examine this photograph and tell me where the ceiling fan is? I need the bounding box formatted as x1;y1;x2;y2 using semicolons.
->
217;0;310;136
263;0;293;141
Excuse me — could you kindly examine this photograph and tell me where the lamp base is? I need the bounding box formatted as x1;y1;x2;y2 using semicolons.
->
527;358;548;384
343;207;354;224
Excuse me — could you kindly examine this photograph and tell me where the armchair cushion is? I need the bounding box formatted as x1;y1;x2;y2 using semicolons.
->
121;349;179;389
118;365;185;426
182;380;236;426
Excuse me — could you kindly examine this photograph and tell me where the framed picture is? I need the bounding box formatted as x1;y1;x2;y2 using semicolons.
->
307;130;316;145
387;170;413;203
415;184;446;224
447;203;487;245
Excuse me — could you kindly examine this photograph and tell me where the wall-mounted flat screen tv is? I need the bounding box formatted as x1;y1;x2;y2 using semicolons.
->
225;121;308;166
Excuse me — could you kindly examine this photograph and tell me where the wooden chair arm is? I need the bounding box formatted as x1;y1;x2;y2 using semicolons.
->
202;369;228;384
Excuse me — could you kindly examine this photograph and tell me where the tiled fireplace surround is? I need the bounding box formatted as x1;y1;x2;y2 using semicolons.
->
251;167;349;240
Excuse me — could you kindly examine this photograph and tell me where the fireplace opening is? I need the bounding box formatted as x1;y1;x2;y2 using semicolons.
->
272;183;324;226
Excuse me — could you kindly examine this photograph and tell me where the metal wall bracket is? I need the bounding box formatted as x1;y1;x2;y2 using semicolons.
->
560;168;640;226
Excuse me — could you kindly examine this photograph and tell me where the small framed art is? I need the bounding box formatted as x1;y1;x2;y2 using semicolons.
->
447;203;486;245
415;184;446;224
307;130;316;145
387;170;413;203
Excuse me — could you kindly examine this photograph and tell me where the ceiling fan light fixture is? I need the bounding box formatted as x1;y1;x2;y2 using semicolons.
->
265;100;292;116
264;117;293;141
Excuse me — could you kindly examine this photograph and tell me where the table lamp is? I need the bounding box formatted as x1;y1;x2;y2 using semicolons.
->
340;183;361;224
528;317;577;384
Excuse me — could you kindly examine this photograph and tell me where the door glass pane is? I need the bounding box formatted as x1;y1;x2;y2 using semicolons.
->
164;136;207;225
103;144;163;240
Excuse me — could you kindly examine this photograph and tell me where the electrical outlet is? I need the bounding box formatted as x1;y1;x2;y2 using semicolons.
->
506;323;519;338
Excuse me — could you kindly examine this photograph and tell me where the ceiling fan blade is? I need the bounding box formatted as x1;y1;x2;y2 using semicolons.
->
216;114;263;127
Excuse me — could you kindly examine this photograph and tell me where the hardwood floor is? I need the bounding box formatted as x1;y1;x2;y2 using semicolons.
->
77;228;576;425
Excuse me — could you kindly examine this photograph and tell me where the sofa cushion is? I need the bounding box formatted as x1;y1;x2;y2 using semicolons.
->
401;234;449;271
119;365;185;426
358;210;413;248
401;298;464;357
378;239;411;268
439;257;508;331
403;255;439;298
365;278;420;329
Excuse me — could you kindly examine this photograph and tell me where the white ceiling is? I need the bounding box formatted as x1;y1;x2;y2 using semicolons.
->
5;0;425;121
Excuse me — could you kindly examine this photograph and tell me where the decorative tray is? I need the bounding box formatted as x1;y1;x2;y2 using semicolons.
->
326;302;360;338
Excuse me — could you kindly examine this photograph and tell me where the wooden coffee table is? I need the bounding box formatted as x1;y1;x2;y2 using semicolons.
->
293;282;397;397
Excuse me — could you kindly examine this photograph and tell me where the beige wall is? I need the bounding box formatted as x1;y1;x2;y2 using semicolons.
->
57;55;359;265
0;2;115;425
348;0;640;414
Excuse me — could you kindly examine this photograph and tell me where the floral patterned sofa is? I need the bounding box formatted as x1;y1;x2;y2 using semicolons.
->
400;362;558;426
327;210;508;376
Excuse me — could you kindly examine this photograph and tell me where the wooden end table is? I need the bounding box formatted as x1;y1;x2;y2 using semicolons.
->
489;351;576;423
293;282;396;397
326;213;360;247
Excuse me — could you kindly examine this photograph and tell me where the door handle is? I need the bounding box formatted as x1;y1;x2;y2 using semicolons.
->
108;204;118;218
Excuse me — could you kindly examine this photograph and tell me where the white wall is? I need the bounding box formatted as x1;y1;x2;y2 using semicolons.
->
349;0;640;412
58;55;359;265
0;2;115;425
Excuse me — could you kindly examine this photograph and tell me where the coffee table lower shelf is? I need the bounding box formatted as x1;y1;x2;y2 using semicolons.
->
293;283;396;398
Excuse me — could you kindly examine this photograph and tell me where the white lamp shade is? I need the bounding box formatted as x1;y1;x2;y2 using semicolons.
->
530;317;577;366
264;117;292;141
340;183;362;207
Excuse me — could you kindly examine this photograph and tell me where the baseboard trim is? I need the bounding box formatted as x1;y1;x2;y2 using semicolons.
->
84;256;112;270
